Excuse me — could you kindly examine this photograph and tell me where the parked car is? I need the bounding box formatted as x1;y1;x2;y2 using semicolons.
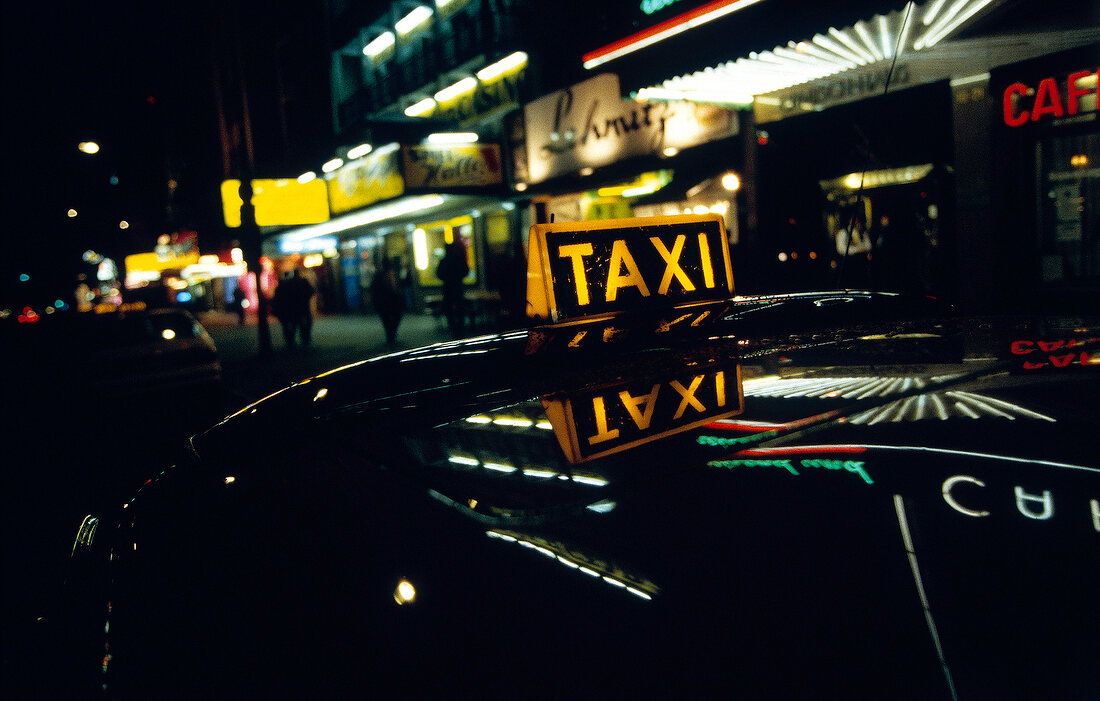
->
8;305;222;407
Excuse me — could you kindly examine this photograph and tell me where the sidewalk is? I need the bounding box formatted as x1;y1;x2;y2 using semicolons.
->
199;310;460;406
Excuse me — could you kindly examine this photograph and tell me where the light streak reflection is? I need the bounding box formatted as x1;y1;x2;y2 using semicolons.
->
743;375;1057;424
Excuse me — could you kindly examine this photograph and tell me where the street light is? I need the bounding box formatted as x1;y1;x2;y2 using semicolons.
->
78;141;100;154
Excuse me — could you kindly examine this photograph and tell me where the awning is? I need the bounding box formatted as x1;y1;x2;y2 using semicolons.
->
265;194;502;255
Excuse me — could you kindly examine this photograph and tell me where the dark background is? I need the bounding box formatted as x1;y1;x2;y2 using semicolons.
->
1;0;339;302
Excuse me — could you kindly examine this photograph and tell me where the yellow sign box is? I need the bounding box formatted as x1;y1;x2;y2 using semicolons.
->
402;144;503;188
542;360;744;463
221;179;330;228
124;250;201;275
327;147;405;214
526;213;734;324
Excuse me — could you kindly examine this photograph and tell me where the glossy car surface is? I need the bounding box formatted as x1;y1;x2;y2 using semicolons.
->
64;292;1098;700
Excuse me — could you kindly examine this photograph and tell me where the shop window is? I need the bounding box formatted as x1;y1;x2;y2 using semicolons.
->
485;212;510;250
1038;133;1098;281
412;215;477;288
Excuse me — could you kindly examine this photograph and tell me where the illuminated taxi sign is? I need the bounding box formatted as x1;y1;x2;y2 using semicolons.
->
542;360;743;463
526;214;733;324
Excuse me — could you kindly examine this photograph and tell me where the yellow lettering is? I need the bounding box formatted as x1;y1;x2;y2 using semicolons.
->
619;384;660;430
715;371;726;407
558;243;594;306
587;396;620;444
568;331;587;347
656;314;692;333
670;376;706;419
650;235;695;294
698;232;715;288
606;240;650;301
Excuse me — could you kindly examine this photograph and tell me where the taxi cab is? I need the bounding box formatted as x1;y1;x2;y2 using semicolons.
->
64;215;1097;699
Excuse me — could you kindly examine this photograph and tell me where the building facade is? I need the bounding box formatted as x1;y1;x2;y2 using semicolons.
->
258;0;1098;321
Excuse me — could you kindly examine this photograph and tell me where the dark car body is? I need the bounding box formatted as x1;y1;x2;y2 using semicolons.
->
62;291;1098;700
8;307;222;399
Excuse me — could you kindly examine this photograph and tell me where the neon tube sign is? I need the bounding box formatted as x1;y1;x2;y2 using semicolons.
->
1003;69;1098;126
706;456;874;484
583;0;765;70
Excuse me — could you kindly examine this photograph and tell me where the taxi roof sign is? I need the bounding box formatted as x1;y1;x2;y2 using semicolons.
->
526;214;734;324
542;359;744;463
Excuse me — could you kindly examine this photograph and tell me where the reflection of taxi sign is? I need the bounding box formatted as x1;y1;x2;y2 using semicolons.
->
526;214;733;323
542;360;744;463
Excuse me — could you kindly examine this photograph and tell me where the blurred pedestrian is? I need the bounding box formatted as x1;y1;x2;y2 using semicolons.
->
372;257;405;346
231;286;247;325
436;239;469;338
271;273;297;347
272;269;315;347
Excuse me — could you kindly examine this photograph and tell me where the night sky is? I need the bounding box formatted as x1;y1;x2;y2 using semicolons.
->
2;0;333;303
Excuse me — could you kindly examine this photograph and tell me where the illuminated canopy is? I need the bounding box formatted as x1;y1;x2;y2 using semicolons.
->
634;0;1007;107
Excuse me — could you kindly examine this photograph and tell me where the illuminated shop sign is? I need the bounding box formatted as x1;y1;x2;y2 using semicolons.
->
525;213;734;324
523;73;737;184
278;236;338;254
402;144;503;188
220;178;330;228
1003;69;1098;126
124;249;201;276
542;360;743;463
434;67;525;124
327;144;404;214
585;0;763;70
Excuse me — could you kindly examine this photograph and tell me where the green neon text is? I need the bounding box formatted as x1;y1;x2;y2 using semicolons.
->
697;432;778;447
707;457;873;484
640;0;683;15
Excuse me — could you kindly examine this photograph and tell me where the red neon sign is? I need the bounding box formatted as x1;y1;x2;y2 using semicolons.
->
1003;69;1098;126
1009;338;1100;370
582;0;763;69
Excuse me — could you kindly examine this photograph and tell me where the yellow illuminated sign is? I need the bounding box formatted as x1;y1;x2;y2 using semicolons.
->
221;179;330;228
402;145;503;188
327;147;405;214
542;360;743;463
124;251;201;275
526;213;734;324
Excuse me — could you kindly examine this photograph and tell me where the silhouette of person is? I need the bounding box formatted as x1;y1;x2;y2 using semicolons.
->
372;257;405;346
272;269;314;347
231;286;247;325
436;239;469;338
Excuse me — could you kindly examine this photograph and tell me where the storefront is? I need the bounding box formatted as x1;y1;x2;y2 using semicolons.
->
751;80;956;296
266;138;516;317
988;47;1098;313
629;0;1098;310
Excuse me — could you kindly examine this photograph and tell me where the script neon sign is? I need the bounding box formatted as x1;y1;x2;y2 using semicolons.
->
705;455;874;484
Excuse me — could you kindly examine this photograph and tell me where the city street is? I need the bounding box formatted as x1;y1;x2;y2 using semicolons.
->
200;310;461;409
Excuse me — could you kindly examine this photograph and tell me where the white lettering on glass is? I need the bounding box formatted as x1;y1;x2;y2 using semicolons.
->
1014;486;1054;520
942;475;990;517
